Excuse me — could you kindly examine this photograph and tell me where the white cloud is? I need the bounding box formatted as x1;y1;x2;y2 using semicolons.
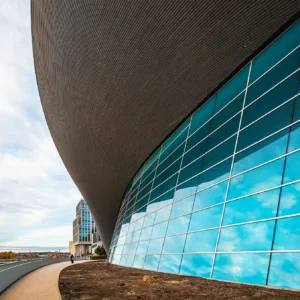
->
0;0;82;248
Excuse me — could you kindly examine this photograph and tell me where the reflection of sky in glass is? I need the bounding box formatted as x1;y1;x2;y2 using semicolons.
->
109;21;300;289
180;254;213;278
223;189;279;225
268;253;300;289
278;182;300;216
218;221;275;251
228;158;284;200
159;255;182;273
212;253;270;285
184;229;218;252
273;216;300;250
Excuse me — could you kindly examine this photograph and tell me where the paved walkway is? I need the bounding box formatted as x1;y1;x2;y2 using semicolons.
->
2;260;88;300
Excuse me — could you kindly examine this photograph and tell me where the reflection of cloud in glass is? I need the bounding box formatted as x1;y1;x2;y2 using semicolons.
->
268;253;300;289
278;182;300;216
288;123;300;152
212;253;270;285
184;229;218;252
273;216;300;250
167;214;191;235
133;255;145;269
159;254;182;273
218;221;275;252
144;255;160;271
163;234;186;253
283;151;300;183
180;254;213;278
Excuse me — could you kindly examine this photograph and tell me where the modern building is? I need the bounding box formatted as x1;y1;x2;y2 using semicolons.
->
32;1;300;289
73;199;101;256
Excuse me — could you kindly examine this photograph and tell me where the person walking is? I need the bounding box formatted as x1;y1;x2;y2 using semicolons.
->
70;254;74;264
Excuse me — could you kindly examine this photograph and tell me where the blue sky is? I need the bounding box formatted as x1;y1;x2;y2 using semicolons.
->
0;0;81;248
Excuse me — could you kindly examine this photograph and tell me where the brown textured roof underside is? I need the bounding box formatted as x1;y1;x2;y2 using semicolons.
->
31;0;300;250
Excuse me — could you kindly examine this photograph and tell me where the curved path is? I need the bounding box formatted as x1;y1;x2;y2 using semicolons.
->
2;260;88;300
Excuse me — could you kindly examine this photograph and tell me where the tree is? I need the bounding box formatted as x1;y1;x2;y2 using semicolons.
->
94;245;106;256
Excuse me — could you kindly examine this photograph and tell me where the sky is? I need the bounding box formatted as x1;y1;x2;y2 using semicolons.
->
0;0;82;249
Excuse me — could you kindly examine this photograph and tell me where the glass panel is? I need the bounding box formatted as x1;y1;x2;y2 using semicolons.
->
283;151;300;184
218;220;275;251
237;101;293;152
268;253;300;289
144;255;159;271
193;181;227;211
125;232;133;244
288;123;300;152
273;216;300;250
158;254;181;274
184;229;218;252
147;238;164;254
151;221;168;239
214;65;249;113
174;176;198;201
154;204;172;224
293;97;300;121
223;189;280;225
278;182;300;216
136;241;149;254
167;214;191;235
189;205;223;231
197;158;232;191
186;122;210;152
182;138;207;168
250;20;300;83
178;157;202;185
132;230;141;242
170;195;195;218
180;254;213;278
233;129;289;175
228;158;285;200
143;213;156;227
120;255;127;266
112;255;121;265
133;255;145;269
162;234;186;253
202;135;236;170
243;73;298;127
189;96;215;135
212;253;270;285
128;242;138;254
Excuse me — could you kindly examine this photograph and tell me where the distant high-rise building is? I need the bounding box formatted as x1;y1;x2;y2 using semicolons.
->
73;199;101;256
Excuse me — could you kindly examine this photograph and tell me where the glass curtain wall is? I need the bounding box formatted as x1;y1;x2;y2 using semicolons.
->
109;20;300;289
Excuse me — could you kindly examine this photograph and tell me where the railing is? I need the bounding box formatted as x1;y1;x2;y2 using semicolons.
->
0;258;69;294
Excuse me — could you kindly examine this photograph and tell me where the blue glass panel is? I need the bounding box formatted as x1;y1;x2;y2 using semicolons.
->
162;234;186;253
182;139;206;168
197;158;232;191
288;123;300;152
212;253;270;285
147;238;164;254
136;241;149;254
194;181;227;210
112;255;121;265
154;204;172;224
122;244;130;255
211;92;244;131
133;255;145;269
170;194;195;218
120;255;128;266
202;135;236;170
115;245;123;255
189;204;223;231
174;176;198;201
218;220;275;251
167;214;191;235
186;122;210;152
273;216;300;250
250;20;300;83
143;213;156;227
184;229;218;252
293;97;300;121
223;189;280;225
151;221;168;239
125;232;133;244
180;254;213;278
268;253;300;289
228;158;285;200
214;65;249;113
189;96;215;135
159;254;182;274
161;173;178;194
144;255;160;271
134;217;144;231
237;101;293;152
178;157;202;184
278;182;300;216
233;129;289;175
128;242;138;254
283;151;300;183
132;230;141;242
243;72;298;126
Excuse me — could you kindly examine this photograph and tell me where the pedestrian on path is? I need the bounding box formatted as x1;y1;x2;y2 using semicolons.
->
70;254;74;264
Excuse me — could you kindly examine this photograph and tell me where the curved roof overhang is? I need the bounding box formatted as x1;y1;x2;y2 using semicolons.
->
31;0;300;250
